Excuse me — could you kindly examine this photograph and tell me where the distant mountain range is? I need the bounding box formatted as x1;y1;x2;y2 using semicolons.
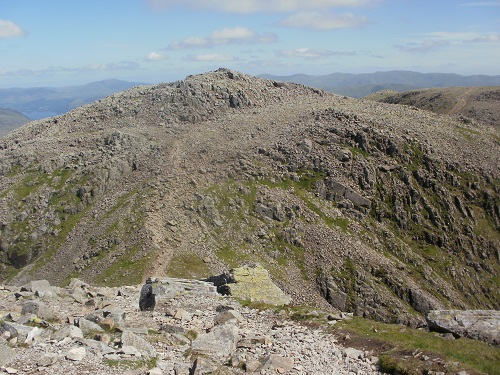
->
260;70;500;98
0;79;145;121
0;108;31;137
2;71;500;137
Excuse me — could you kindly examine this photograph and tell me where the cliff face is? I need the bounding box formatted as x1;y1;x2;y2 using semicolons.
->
0;69;498;326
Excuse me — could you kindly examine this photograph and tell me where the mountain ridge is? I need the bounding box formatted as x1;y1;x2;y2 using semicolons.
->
0;69;498;330
365;86;500;128
0;108;31;137
260;70;500;97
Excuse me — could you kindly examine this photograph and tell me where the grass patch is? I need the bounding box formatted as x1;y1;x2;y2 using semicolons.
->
334;316;500;375
349;146;370;158
165;252;211;279
264;170;350;232
102;188;139;220
94;245;153;286
215;245;252;269
456;127;480;141
104;357;157;370
31;207;89;269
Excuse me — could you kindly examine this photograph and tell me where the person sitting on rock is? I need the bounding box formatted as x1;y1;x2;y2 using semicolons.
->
139;277;156;311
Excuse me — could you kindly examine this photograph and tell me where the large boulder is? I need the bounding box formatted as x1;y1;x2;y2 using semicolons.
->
120;329;156;358
223;264;292;306
21;279;55;297
426;310;500;346
191;323;239;358
21;300;58;321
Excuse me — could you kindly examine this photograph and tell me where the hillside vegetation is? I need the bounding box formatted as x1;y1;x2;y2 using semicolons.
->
0;69;498;329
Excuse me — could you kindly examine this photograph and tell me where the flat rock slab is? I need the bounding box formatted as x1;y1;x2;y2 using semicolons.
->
121;329;156;358
66;347;86;361
427;310;500;345
191;323;239;358
227;265;292;306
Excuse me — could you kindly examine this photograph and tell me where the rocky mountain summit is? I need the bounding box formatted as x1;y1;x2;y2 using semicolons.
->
0;69;499;332
0;275;382;375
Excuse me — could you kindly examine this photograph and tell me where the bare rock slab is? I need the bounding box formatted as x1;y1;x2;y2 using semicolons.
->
226;264;292;306
191;323;239;358
427;310;500;345
121;329;156;358
66;347;86;361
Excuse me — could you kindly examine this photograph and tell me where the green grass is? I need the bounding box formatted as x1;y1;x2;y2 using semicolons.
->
104;357;157;370
33;207;88;270
349;146;370;158
6;164;23;177
165;252;212;279
94;245;153;286
456;127;480;141
102;188;139;220
335;316;500;375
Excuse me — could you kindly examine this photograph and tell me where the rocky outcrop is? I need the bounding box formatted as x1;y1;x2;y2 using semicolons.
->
0;279;381;374
426;310;500;346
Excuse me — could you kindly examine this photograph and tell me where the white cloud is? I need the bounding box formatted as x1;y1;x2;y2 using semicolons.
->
80;61;140;71
168;27;278;50
0;61;140;77
168;37;210;50
422;31;481;41
146;52;167;61
278;11;368;30
0;20;27;39
413;31;500;44
210;27;254;41
187;53;235;61
277;48;356;59
147;0;381;13
464;33;500;43
395;40;450;53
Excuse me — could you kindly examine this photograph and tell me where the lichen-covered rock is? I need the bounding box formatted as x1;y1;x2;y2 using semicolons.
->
426;310;500;346
226;264;292;306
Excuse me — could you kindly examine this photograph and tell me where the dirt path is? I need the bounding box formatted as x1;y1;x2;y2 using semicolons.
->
449;88;474;115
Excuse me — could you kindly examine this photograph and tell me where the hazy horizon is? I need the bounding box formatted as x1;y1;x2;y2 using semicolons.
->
2;0;500;89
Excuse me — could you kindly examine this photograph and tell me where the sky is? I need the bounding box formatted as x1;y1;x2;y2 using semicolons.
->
1;0;499;88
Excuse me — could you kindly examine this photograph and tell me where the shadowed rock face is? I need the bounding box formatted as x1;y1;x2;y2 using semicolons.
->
0;69;498;327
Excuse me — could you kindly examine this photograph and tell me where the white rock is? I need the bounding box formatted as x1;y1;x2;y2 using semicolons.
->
66;347;86;361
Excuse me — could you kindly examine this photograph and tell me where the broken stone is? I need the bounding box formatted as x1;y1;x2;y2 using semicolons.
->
66;347;86;361
121;329;156;358
191;323;239;358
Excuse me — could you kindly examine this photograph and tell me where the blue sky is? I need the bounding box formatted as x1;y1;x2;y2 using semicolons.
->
1;0;499;88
